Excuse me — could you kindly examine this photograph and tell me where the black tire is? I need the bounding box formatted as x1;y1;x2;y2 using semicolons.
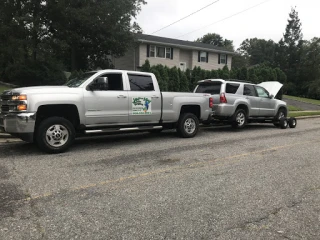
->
289;117;297;128
176;113;199;138
36;117;75;154
274;108;287;127
279;117;288;129
231;109;247;129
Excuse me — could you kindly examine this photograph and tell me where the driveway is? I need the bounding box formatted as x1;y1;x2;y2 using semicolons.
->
1;119;320;239
284;97;320;110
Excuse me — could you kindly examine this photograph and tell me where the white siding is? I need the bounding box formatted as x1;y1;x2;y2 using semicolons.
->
139;44;180;68
179;49;193;69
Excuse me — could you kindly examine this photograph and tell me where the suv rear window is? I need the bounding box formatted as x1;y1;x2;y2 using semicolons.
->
226;83;240;94
195;82;221;95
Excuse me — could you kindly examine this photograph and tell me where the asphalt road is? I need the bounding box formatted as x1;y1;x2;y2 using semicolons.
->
1;119;320;240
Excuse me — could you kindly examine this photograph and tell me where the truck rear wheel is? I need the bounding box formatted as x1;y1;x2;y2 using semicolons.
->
176;113;199;138
36;117;75;154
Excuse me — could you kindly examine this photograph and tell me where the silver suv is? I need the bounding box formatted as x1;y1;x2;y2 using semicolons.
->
194;79;287;128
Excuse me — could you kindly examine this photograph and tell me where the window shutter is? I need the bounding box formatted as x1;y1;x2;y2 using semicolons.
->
226;54;228;65
206;52;209;63
147;44;150;57
171;48;174;60
218;54;221;64
198;51;201;62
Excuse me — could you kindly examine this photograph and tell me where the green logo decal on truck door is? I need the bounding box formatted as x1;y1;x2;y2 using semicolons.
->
132;97;152;115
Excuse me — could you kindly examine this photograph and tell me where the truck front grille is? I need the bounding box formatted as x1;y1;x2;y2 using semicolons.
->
1;95;11;101
1;105;9;112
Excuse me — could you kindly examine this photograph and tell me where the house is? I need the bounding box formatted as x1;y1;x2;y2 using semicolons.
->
113;33;235;72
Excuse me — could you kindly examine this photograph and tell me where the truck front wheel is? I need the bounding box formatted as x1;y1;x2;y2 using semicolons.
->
36;117;75;154
177;113;199;138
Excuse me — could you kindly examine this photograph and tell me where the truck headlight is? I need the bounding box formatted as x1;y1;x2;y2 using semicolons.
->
12;95;27;101
17;104;27;111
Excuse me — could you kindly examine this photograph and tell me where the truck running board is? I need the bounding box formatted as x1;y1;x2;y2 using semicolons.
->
85;126;163;134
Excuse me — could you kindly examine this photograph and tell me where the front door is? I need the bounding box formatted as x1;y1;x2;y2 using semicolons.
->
83;73;129;126
255;86;277;117
126;74;162;124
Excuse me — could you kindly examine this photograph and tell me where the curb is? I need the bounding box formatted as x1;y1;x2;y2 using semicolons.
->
294;115;320;120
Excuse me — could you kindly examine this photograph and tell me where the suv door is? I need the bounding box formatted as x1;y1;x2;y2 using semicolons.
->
243;84;260;116
83;73;129;125
255;86;277;116
126;74;161;123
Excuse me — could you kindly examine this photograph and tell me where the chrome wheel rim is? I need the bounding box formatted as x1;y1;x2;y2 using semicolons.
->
236;112;245;126
278;112;285;120
184;118;196;134
46;124;69;147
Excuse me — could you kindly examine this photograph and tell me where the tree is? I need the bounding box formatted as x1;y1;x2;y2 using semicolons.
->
238;38;276;66
196;33;234;51
276;7;303;95
179;70;189;92
141;59;151;72
0;0;146;85
169;67;180;91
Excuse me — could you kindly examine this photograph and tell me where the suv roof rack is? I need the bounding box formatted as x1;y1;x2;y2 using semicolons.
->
225;79;253;84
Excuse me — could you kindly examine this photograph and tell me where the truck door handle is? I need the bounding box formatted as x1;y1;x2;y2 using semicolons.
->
151;95;160;99
117;95;127;98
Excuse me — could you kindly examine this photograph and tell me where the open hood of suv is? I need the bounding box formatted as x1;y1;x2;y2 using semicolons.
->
257;81;283;97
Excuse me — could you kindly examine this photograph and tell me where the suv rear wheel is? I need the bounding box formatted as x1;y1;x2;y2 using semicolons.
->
232;109;247;129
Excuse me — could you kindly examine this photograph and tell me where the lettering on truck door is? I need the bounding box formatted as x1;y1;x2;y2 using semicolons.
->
127;74;161;123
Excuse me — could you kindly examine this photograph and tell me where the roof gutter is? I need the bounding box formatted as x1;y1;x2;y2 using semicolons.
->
137;39;236;55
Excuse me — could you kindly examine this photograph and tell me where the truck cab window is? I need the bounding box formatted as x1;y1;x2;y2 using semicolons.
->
128;74;154;91
89;74;123;91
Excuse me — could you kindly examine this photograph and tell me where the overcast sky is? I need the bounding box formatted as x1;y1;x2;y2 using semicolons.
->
135;0;319;49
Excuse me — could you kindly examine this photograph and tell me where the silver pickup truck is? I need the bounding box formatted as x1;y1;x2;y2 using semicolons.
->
0;70;213;153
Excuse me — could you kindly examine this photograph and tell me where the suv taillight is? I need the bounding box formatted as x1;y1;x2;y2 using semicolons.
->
209;97;213;108
220;93;227;103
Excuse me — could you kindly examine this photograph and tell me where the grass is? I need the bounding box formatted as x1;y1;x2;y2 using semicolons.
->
284;95;320;105
288;105;303;111
288;111;320;118
0;85;11;93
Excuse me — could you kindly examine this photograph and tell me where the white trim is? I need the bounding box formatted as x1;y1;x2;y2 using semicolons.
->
220;54;227;64
140;39;235;55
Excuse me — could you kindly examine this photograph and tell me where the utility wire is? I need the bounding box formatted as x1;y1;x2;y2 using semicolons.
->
177;0;273;38
151;0;220;34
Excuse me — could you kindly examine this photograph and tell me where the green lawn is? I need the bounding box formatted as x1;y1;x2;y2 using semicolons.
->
0;85;11;93
289;111;320;118
288;105;303;111
284;95;320;105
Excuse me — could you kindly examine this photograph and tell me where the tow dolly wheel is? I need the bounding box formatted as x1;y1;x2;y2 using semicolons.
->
279;117;288;129
288;117;297;128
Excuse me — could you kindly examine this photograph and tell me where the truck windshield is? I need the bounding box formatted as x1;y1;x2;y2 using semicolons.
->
65;72;97;87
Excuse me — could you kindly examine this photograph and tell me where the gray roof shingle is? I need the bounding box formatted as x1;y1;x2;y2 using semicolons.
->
136;33;235;54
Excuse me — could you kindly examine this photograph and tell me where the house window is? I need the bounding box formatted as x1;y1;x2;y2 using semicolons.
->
200;51;207;62
150;46;155;57
220;54;227;64
156;46;165;58
166;47;171;59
